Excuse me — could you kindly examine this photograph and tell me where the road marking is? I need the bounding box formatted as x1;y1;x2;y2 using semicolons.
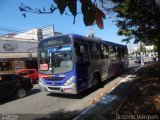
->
74;67;142;120
111;87;115;90
99;95;118;104
120;75;132;83
73;74;134;120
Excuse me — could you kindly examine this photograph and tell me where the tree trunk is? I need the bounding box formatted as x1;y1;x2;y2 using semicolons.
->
158;42;160;64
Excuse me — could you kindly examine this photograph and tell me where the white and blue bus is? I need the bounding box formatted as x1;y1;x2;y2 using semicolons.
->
38;34;128;94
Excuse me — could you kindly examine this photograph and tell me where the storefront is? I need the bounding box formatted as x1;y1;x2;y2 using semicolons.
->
0;37;38;73
0;53;38;74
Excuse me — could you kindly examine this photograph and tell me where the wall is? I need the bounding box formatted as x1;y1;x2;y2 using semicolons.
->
0;40;37;53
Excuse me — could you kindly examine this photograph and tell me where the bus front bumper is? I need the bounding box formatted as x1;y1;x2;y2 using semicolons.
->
39;82;77;94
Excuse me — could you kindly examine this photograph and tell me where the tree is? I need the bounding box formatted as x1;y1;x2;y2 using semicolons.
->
19;0;107;29
136;43;146;54
112;0;160;63
153;46;158;52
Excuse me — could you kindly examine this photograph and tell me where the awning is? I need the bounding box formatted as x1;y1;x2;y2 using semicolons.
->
0;52;37;59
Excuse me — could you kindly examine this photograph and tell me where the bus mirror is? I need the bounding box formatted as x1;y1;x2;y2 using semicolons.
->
80;45;84;53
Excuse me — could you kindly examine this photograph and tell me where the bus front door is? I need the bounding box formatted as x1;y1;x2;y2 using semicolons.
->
76;64;89;92
75;40;90;93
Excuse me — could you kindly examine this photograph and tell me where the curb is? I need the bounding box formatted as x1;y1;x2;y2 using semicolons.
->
73;66;142;120
111;66;142;114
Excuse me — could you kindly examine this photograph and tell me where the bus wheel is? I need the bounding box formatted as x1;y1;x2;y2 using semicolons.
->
92;75;100;89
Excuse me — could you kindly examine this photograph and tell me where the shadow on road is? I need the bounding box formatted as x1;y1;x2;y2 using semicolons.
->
0;88;41;105
47;88;97;99
14;109;80;120
27;88;41;96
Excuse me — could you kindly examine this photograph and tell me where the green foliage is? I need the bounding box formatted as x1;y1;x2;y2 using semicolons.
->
153;46;158;52
80;0;96;26
113;0;160;45
54;0;106;29
136;43;146;54
19;0;106;29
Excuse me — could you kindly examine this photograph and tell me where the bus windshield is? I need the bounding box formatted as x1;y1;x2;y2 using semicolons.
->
38;36;73;74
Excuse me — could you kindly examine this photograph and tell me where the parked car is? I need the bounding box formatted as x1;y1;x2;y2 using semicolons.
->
16;69;39;84
134;56;141;63
0;74;33;100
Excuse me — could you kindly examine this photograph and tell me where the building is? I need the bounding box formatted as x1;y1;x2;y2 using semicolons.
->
145;45;154;51
0;29;39;73
0;26;62;73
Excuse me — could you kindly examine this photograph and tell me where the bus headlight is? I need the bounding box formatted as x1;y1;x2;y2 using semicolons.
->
39;78;45;85
64;76;75;86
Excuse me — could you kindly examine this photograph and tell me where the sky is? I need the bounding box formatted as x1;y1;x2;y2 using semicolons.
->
0;0;135;46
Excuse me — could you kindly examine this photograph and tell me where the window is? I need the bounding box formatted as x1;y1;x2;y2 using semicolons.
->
100;44;109;59
0;76;3;82
74;40;89;63
90;42;100;60
117;47;122;58
14;75;23;80
109;46;114;57
120;47;126;58
109;46;118;60
1;75;14;82
19;71;27;76
28;70;35;74
0;62;12;71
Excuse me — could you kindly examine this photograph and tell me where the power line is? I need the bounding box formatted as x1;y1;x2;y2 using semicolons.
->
0;25;25;32
0;28;40;36
0;26;39;37
0;28;21;33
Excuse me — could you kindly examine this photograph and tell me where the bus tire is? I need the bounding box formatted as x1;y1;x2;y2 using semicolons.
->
92;74;101;89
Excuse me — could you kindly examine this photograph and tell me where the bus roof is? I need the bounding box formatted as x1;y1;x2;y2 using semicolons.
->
40;33;127;48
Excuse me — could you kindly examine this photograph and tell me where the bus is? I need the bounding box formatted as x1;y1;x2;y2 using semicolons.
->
38;34;128;94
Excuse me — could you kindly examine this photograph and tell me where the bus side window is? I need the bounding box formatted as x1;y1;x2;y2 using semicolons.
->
74;40;89;64
117;47;121;58
114;46;118;59
109;46;117;60
90;42;100;60
100;44;109;59
121;48;125;58
109;46;114;57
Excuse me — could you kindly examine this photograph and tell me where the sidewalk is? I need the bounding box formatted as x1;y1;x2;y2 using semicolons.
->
118;63;160;119
73;63;160;120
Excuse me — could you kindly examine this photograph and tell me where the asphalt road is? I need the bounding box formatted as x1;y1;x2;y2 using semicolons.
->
0;60;141;119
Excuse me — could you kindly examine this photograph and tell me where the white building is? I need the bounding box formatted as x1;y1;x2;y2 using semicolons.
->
0;27;62;73
145;45;154;51
13;29;40;40
0;29;39;73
